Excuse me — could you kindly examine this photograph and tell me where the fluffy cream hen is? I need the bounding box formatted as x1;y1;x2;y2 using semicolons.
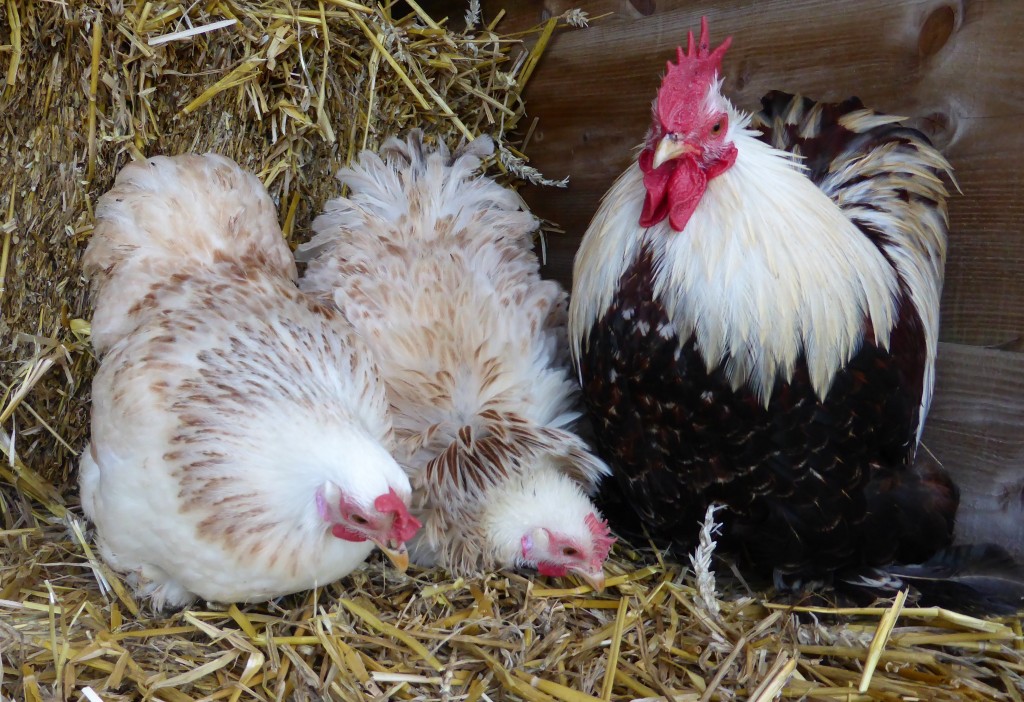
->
298;133;613;589
80;153;420;610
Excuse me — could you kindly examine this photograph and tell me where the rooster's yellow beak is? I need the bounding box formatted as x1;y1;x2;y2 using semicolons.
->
652;136;699;169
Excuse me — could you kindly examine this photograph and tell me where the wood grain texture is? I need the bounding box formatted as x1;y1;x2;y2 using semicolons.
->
924;342;1024;560
471;0;1024;348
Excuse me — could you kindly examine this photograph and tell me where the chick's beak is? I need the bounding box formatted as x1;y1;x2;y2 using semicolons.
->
374;539;410;573
576;566;607;593
652;136;699;169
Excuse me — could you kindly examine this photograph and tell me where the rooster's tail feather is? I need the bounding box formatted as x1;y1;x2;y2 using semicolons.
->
841;544;1024;616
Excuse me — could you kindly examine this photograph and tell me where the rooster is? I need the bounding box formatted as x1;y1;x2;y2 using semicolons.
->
80;153;420;610
568;17;967;591
298;133;614;590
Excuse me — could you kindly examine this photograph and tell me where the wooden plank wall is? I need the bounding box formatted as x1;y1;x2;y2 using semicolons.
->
430;0;1024;556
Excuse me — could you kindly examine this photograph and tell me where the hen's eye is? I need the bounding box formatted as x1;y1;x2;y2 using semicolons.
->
351;514;369;525
562;546;579;557
710;121;723;135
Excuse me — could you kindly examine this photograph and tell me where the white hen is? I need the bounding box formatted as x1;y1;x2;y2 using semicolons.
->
298;133;613;589
80;153;420;610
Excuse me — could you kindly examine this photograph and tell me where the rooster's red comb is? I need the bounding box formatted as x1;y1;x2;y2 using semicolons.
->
375;487;421;543
656;17;733;130
586;512;616;564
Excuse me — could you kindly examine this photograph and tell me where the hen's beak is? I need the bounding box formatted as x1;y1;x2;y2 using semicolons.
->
576;567;607;593
374;539;410;573
652;136;699;169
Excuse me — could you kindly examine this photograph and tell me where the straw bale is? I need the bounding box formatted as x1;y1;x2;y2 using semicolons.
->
1;1;1024;701
0;0;568;490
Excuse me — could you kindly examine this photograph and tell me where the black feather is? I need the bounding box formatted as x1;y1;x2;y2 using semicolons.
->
835;544;1024;615
883;544;1024;615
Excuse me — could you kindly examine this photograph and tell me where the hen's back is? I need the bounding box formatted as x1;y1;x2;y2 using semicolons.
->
300;133;575;455
83;154;296;354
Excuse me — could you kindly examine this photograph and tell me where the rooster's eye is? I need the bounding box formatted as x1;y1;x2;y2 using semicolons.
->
710;121;723;135
562;546;579;557
351;514;369;525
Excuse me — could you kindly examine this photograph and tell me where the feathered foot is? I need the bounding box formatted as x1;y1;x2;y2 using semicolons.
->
130;565;196;614
766;568;852;610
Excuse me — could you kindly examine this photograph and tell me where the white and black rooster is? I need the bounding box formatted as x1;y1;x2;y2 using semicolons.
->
299;133;614;590
81;154;420;610
569;18;1024;612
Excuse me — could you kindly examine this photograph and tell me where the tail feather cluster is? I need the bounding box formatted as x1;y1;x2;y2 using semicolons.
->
296;130;533;264
841;544;1024;615
752;92;955;438
84;154;294;353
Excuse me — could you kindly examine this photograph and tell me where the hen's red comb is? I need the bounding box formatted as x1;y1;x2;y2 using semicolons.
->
656;17;733;130
586;512;616;564
375;488;422;542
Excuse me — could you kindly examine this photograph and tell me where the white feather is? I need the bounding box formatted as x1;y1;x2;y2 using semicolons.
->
573;125;896;403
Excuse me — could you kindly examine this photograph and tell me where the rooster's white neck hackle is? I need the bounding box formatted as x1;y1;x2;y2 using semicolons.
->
571;99;914;407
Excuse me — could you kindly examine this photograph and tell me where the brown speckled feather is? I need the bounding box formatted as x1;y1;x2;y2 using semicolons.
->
300;133;610;575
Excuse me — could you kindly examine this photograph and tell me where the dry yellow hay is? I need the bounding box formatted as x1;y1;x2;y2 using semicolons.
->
1;1;1023;700
4;512;1024;701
